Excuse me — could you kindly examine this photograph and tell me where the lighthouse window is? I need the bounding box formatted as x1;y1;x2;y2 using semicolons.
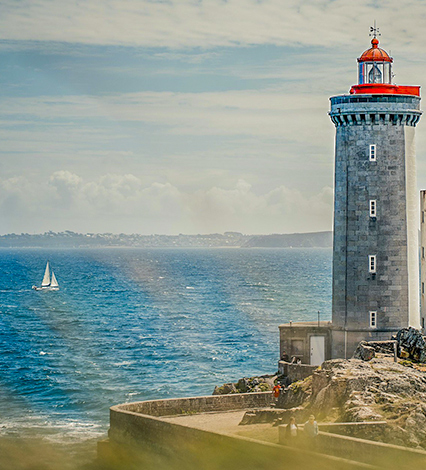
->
422;282;425;295
369;144;376;161
369;200;376;217
369;255;376;273
370;311;377;328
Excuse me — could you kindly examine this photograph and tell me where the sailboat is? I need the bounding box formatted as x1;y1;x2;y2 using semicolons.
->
32;262;59;291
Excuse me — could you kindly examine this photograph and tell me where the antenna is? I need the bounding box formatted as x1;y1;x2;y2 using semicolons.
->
369;20;381;39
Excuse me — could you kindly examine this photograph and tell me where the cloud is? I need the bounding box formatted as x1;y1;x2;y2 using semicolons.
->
0;89;329;141
153;52;220;64
0;0;424;51
0;88;335;205
0;172;333;234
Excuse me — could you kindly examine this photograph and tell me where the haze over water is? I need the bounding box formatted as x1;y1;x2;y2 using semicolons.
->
0;248;331;444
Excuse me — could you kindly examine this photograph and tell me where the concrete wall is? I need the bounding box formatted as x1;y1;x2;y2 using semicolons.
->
317;431;426;467
279;421;387;441
278;427;426;467
115;392;274;417
104;394;373;470
421;190;426;332
104;393;426;470
278;361;318;381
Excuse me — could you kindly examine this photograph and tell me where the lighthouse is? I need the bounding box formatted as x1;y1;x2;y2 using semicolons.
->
329;30;422;358
279;29;422;364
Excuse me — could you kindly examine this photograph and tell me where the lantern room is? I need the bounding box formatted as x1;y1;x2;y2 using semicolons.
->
358;38;393;85
350;35;420;96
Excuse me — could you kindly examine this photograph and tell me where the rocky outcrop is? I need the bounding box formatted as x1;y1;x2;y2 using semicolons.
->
277;376;312;409
277;357;426;448
396;327;426;363
212;383;238;395
213;375;276;395
353;341;376;361
353;328;426;363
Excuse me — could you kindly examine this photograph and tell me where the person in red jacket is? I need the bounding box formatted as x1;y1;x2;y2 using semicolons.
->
273;384;281;399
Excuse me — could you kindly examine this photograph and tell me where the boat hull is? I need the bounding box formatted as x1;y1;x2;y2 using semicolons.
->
32;286;59;291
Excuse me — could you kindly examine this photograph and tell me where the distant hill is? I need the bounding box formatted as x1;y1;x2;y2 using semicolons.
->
242;231;332;248
0;230;333;248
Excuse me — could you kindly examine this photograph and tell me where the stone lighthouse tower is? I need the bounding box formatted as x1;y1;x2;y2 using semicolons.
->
278;30;422;365
329;31;422;358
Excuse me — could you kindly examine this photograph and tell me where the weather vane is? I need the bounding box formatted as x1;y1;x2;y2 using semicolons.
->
369;21;380;39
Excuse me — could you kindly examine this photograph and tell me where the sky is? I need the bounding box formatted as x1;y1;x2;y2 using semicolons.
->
1;0;426;235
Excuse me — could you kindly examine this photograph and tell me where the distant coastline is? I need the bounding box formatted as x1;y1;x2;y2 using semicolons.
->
0;230;332;249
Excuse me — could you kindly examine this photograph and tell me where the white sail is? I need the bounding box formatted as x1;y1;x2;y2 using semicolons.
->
41;262;50;287
50;271;59;288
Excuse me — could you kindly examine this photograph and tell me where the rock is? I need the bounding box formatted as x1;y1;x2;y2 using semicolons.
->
405;409;426;443
277;377;312;409
212;383;238;395
365;341;396;355
237;378;249;393
214;374;276;395
215;349;426;448
353;341;376;361
343;402;383;422
396;327;426;363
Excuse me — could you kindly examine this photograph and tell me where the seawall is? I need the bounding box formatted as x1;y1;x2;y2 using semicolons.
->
100;392;377;470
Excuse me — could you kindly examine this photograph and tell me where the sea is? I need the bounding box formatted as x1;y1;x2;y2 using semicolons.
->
0;247;331;464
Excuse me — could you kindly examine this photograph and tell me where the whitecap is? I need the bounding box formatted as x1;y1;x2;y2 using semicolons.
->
113;361;135;366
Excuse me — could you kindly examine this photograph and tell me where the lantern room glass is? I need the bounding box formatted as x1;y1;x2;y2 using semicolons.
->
358;62;392;85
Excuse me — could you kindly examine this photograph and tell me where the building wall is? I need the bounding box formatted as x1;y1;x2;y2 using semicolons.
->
330;95;421;341
279;324;332;364
405;126;420;328
421;190;426;331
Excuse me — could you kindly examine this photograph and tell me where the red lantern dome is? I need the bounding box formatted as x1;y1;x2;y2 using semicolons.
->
358;38;393;63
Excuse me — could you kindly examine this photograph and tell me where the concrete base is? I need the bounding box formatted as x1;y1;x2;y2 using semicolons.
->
331;328;399;359
279;321;398;364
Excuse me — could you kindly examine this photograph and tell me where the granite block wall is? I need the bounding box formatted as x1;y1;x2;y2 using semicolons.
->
329;94;421;354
